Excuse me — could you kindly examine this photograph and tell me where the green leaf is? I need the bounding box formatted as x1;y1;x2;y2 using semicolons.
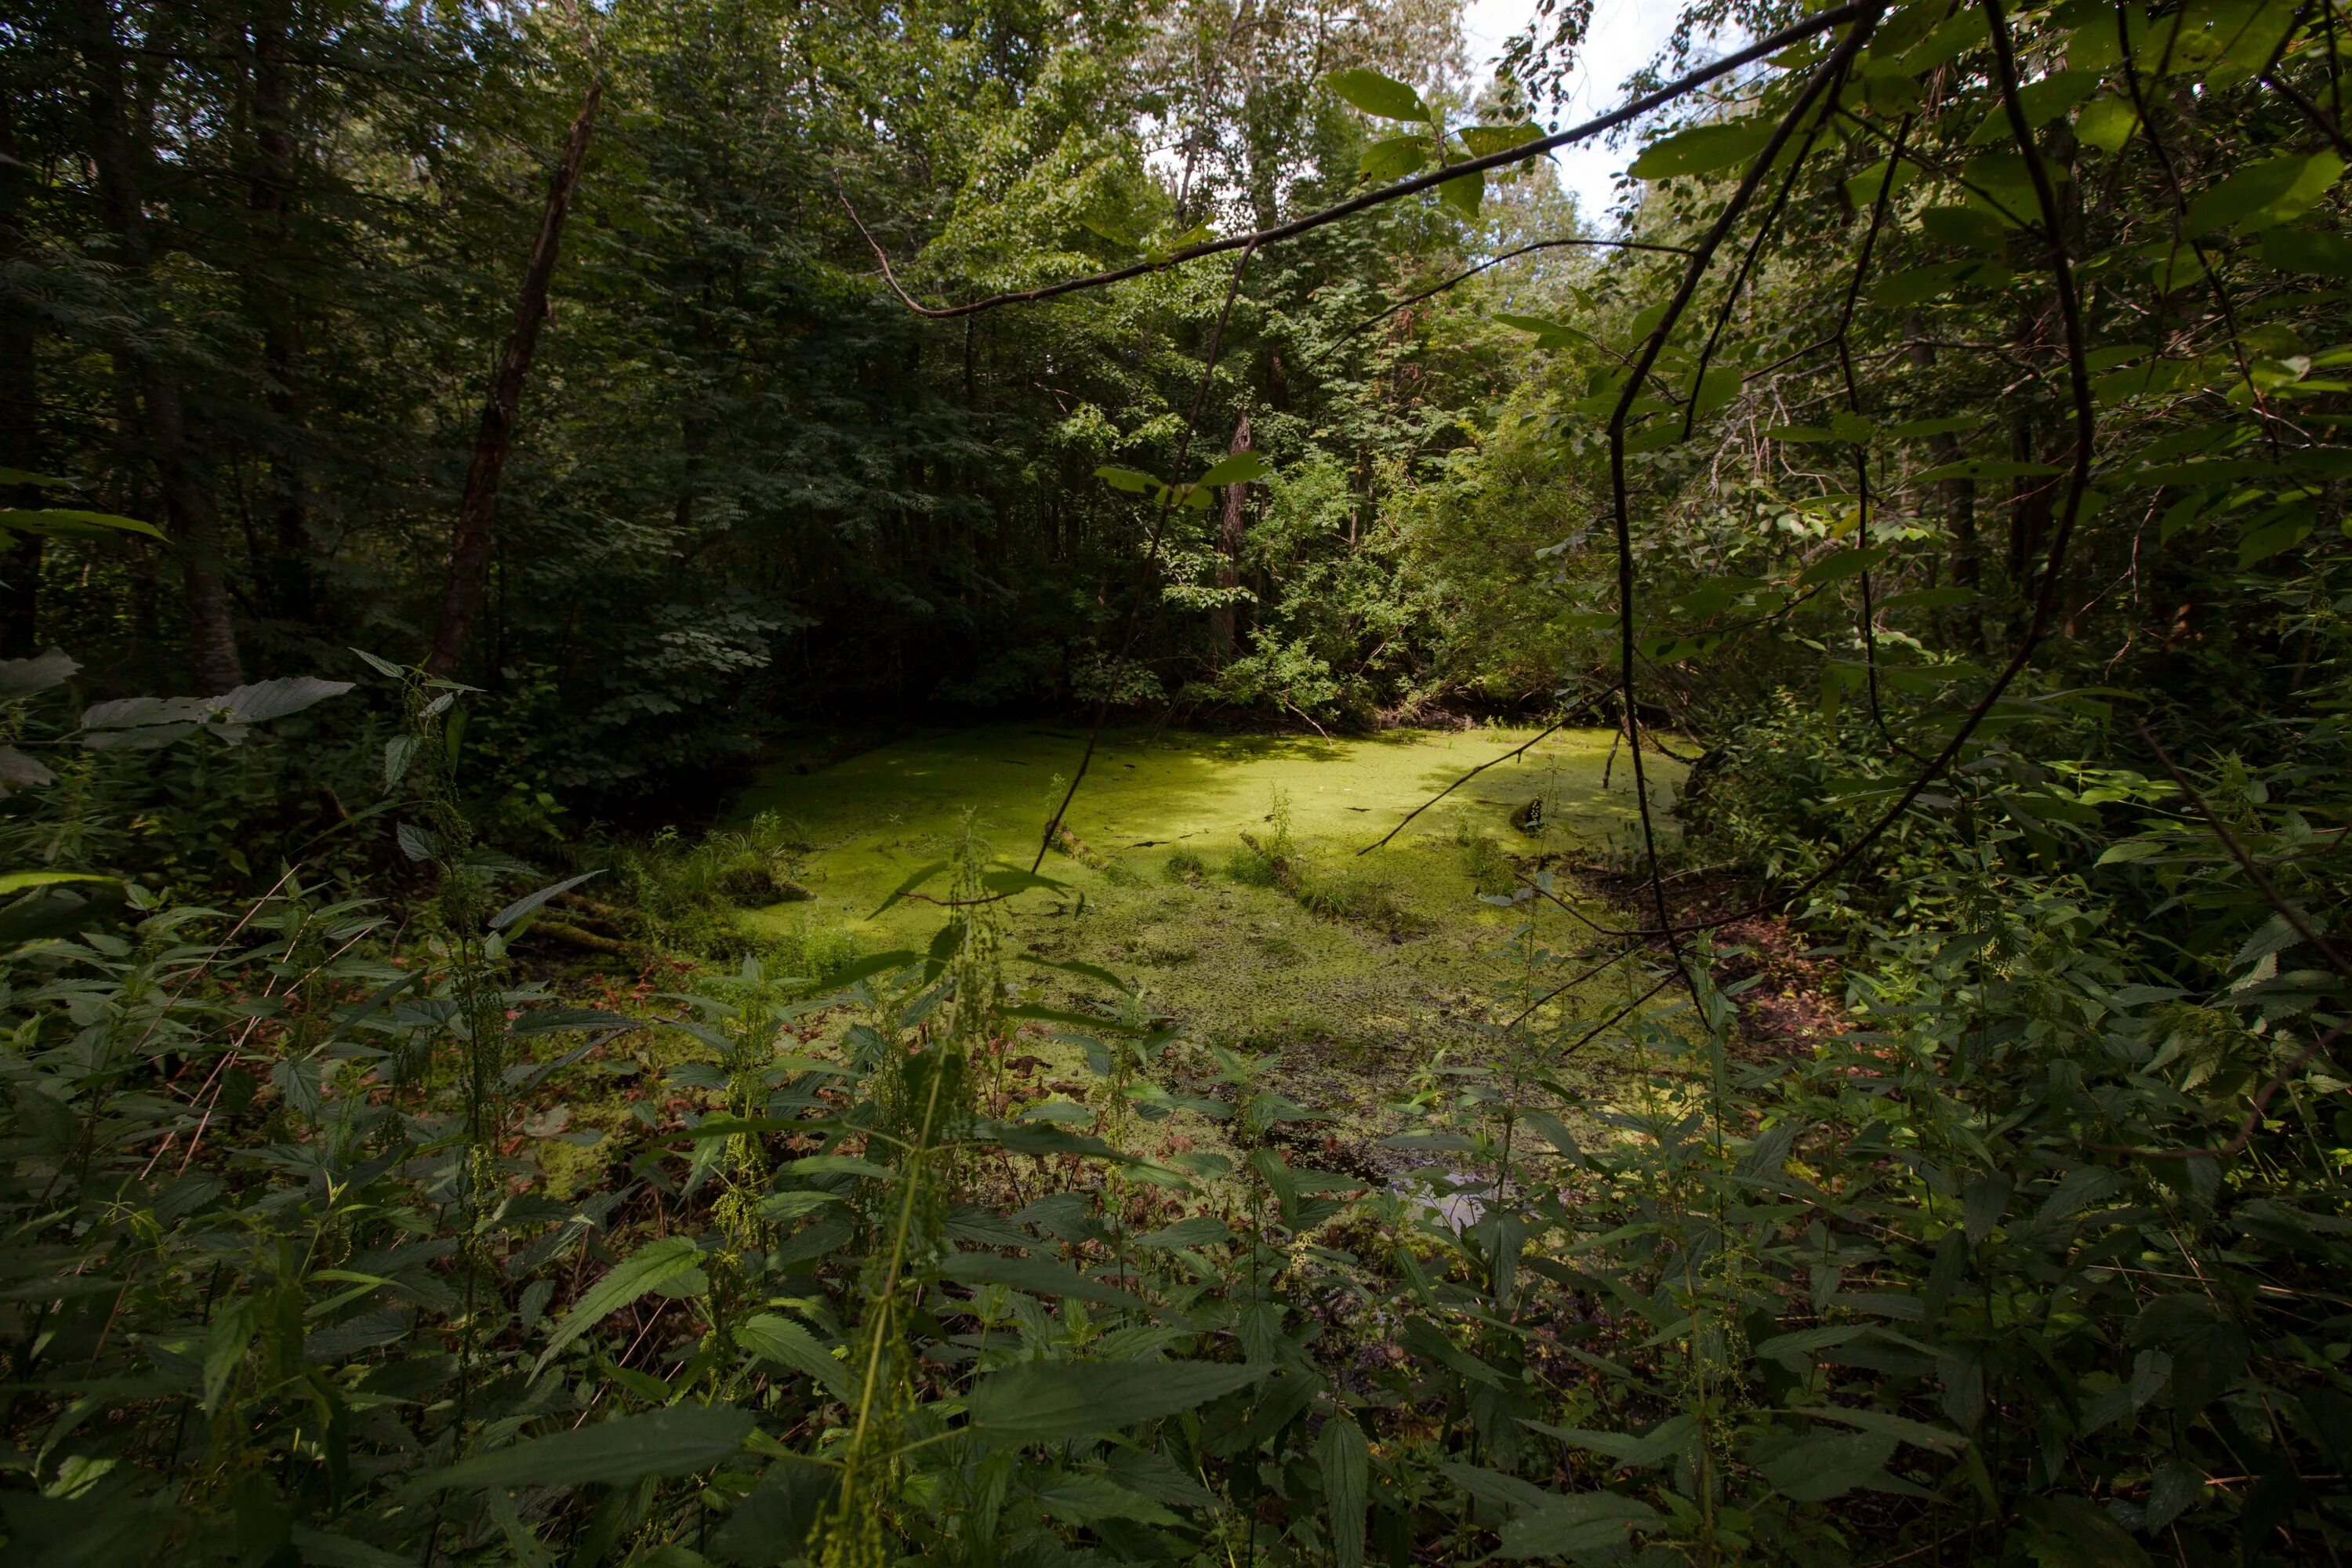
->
1494;1493;1664;1559
1196;450;1272;488
736;1312;851;1400
1438;169;1483;220
0;648;78;699
964;1359;1267;1441
1761;1429;1904;1501
408;1406;753;1494
2184;152;2344;235
2013;1494;2155;1568
1021;1469;1179;1526
1359;133;1433;182
710;1457;836;1566
1798;546;1893;587
1629;119;1773;180
1327;67;1425;121
490;869;604;931
938;1251;1144;1308
1094;466;1159;495
0;869;118;897
2074;95;2139;154
2261;225;2352;278
1967;68;2096;144
1318;1417;1369;1568
1806;1406;1968;1453
1460;122;1542;158
0;507;166;540
535;1236;705;1374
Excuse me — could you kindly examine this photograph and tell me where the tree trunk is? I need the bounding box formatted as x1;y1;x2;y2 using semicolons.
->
245;0;311;623
1207;415;1250;666
1903;318;1982;653
424;78;602;679
0;82;43;657
76;0;244;691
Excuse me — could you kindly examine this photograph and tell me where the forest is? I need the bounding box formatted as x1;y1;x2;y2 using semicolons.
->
2;0;2349;1563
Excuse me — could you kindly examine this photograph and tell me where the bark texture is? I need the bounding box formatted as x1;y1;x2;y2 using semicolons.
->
424;78;602;678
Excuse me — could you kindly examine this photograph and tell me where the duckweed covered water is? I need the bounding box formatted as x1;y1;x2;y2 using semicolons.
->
733;724;1679;1149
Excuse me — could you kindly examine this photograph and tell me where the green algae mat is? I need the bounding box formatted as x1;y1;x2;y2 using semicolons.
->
731;724;1679;1150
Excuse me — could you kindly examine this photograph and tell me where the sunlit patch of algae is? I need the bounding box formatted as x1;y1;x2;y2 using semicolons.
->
728;724;1682;1171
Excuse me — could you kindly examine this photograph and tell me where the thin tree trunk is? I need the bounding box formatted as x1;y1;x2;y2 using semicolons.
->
424;78;601;679
1904;318;1982;653
246;0;311;623
0;83;44;657
77;0;243;691
1207;414;1250;666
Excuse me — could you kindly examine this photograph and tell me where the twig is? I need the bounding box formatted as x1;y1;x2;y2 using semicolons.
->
1357;720;1569;855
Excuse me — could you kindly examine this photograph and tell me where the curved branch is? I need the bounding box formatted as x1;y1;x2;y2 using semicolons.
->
1310;236;1697;365
841;3;1882;320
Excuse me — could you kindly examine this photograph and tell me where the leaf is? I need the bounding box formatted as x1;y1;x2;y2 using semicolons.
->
1523;1414;1697;1469
1798;546;1893;587
0;648;77;699
1967;68;2096;144
1438;169;1483;219
869;859;949;916
2074;95;2140;154
736;1313;851;1400
395;822;439;862
510;1006;637;1037
0;870;117;897
1327;67;1425;121
350;647;406;678
289;1526;414;1568
2261;226;2352;278
1761;1429;1903;1501
0;507;165;540
408;1406;753;1494
964;1359;1267;1441
1359;133;1433;181
2184;152;2344;235
535;1236;706;1374
217;676;354;724
2013;1494;2154;1568
1807;1406;1968;1453
1494;1493;1663;1559
1630;119;1773;180
490;869;605;931
938;1250;1143;1308
1021;1469;1180;1526
1317;1417;1369;1568
1460;122;1542;158
1094;466;1158;495
710;1457;836;1566
1196;450;1272;488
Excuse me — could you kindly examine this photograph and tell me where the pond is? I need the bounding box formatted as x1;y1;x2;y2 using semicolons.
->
731;724;1680;1145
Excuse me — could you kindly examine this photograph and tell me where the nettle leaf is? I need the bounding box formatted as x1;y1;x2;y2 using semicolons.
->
1326;67;1425;121
1761;1428;1907;1502
1494;1493;1664;1559
535;1236;706;1374
1629;118;1773;180
1094;466;1158;495
737;1312;851;1400
408;1406;753;1494
964;1359;1266;1441
490;869;604;931
1317;1416;1370;1568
